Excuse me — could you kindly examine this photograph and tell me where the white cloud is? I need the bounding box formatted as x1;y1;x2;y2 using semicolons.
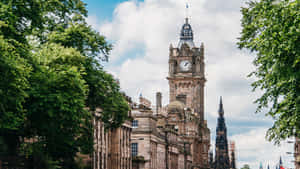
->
117;58;168;102
85;0;294;168
86;15;101;30
98;0;251;111
230;128;294;169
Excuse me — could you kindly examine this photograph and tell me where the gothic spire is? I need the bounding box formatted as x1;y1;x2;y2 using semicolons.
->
279;156;283;167
218;96;224;116
214;97;230;169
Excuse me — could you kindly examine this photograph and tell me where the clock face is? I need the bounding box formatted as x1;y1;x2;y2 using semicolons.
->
180;60;192;71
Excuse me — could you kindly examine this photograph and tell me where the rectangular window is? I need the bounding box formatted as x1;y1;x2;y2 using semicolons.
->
131;143;138;157
132;120;138;128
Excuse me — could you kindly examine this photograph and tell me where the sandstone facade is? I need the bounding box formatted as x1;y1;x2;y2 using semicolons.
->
93;98;132;169
131;17;211;169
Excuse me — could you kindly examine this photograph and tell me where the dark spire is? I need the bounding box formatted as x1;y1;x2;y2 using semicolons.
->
279;156;283;167
214;97;230;169
218;96;224;116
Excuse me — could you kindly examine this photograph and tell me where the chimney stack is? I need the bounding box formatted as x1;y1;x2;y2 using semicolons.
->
156;92;162;114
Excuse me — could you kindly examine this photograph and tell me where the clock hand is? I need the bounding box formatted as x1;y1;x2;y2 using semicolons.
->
185;62;188;66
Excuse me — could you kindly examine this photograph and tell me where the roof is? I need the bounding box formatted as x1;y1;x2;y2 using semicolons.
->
167;101;184;112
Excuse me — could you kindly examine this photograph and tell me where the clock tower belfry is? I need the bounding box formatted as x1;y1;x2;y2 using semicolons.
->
168;17;206;121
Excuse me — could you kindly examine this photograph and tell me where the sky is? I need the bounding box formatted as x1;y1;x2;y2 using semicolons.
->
83;0;295;169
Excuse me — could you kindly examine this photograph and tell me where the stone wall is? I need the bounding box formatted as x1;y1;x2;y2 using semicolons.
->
93;114;132;169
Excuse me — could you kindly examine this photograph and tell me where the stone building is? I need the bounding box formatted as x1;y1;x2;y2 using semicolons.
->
93;95;133;169
295;137;300;169
130;17;211;169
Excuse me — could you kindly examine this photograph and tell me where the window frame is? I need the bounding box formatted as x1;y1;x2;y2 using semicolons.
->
132;120;138;128
131;143;138;157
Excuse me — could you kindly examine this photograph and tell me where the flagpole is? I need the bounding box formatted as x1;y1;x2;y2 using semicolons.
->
185;1;189;20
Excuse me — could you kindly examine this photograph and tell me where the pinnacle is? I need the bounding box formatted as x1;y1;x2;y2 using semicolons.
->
218;96;224;116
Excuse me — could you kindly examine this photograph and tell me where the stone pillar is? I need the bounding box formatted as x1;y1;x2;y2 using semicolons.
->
200;43;204;62
199;83;204;121
169;81;176;103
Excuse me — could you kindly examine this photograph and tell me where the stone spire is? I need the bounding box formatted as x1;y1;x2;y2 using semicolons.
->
218;96;224;116
215;97;230;169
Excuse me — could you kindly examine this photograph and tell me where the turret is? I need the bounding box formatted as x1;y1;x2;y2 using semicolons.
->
218;96;224;117
178;18;195;48
230;141;236;169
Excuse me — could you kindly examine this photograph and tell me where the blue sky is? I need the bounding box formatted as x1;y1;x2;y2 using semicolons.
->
84;0;128;20
83;0;296;169
84;0;144;22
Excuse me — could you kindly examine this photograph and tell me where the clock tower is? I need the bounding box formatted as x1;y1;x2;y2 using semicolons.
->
168;17;206;121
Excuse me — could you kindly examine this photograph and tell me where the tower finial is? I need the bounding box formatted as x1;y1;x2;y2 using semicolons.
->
185;2;189;22
218;96;224;116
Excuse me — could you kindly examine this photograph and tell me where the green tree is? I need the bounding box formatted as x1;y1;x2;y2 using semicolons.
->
0;37;30;131
0;0;129;168
238;0;300;143
47;18;129;129
24;43;89;167
241;164;251;169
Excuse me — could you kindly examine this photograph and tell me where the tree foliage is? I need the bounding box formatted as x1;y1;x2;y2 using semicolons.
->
25;44;89;161
238;0;300;143
0;0;129;168
0;36;30;130
241;164;251;169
